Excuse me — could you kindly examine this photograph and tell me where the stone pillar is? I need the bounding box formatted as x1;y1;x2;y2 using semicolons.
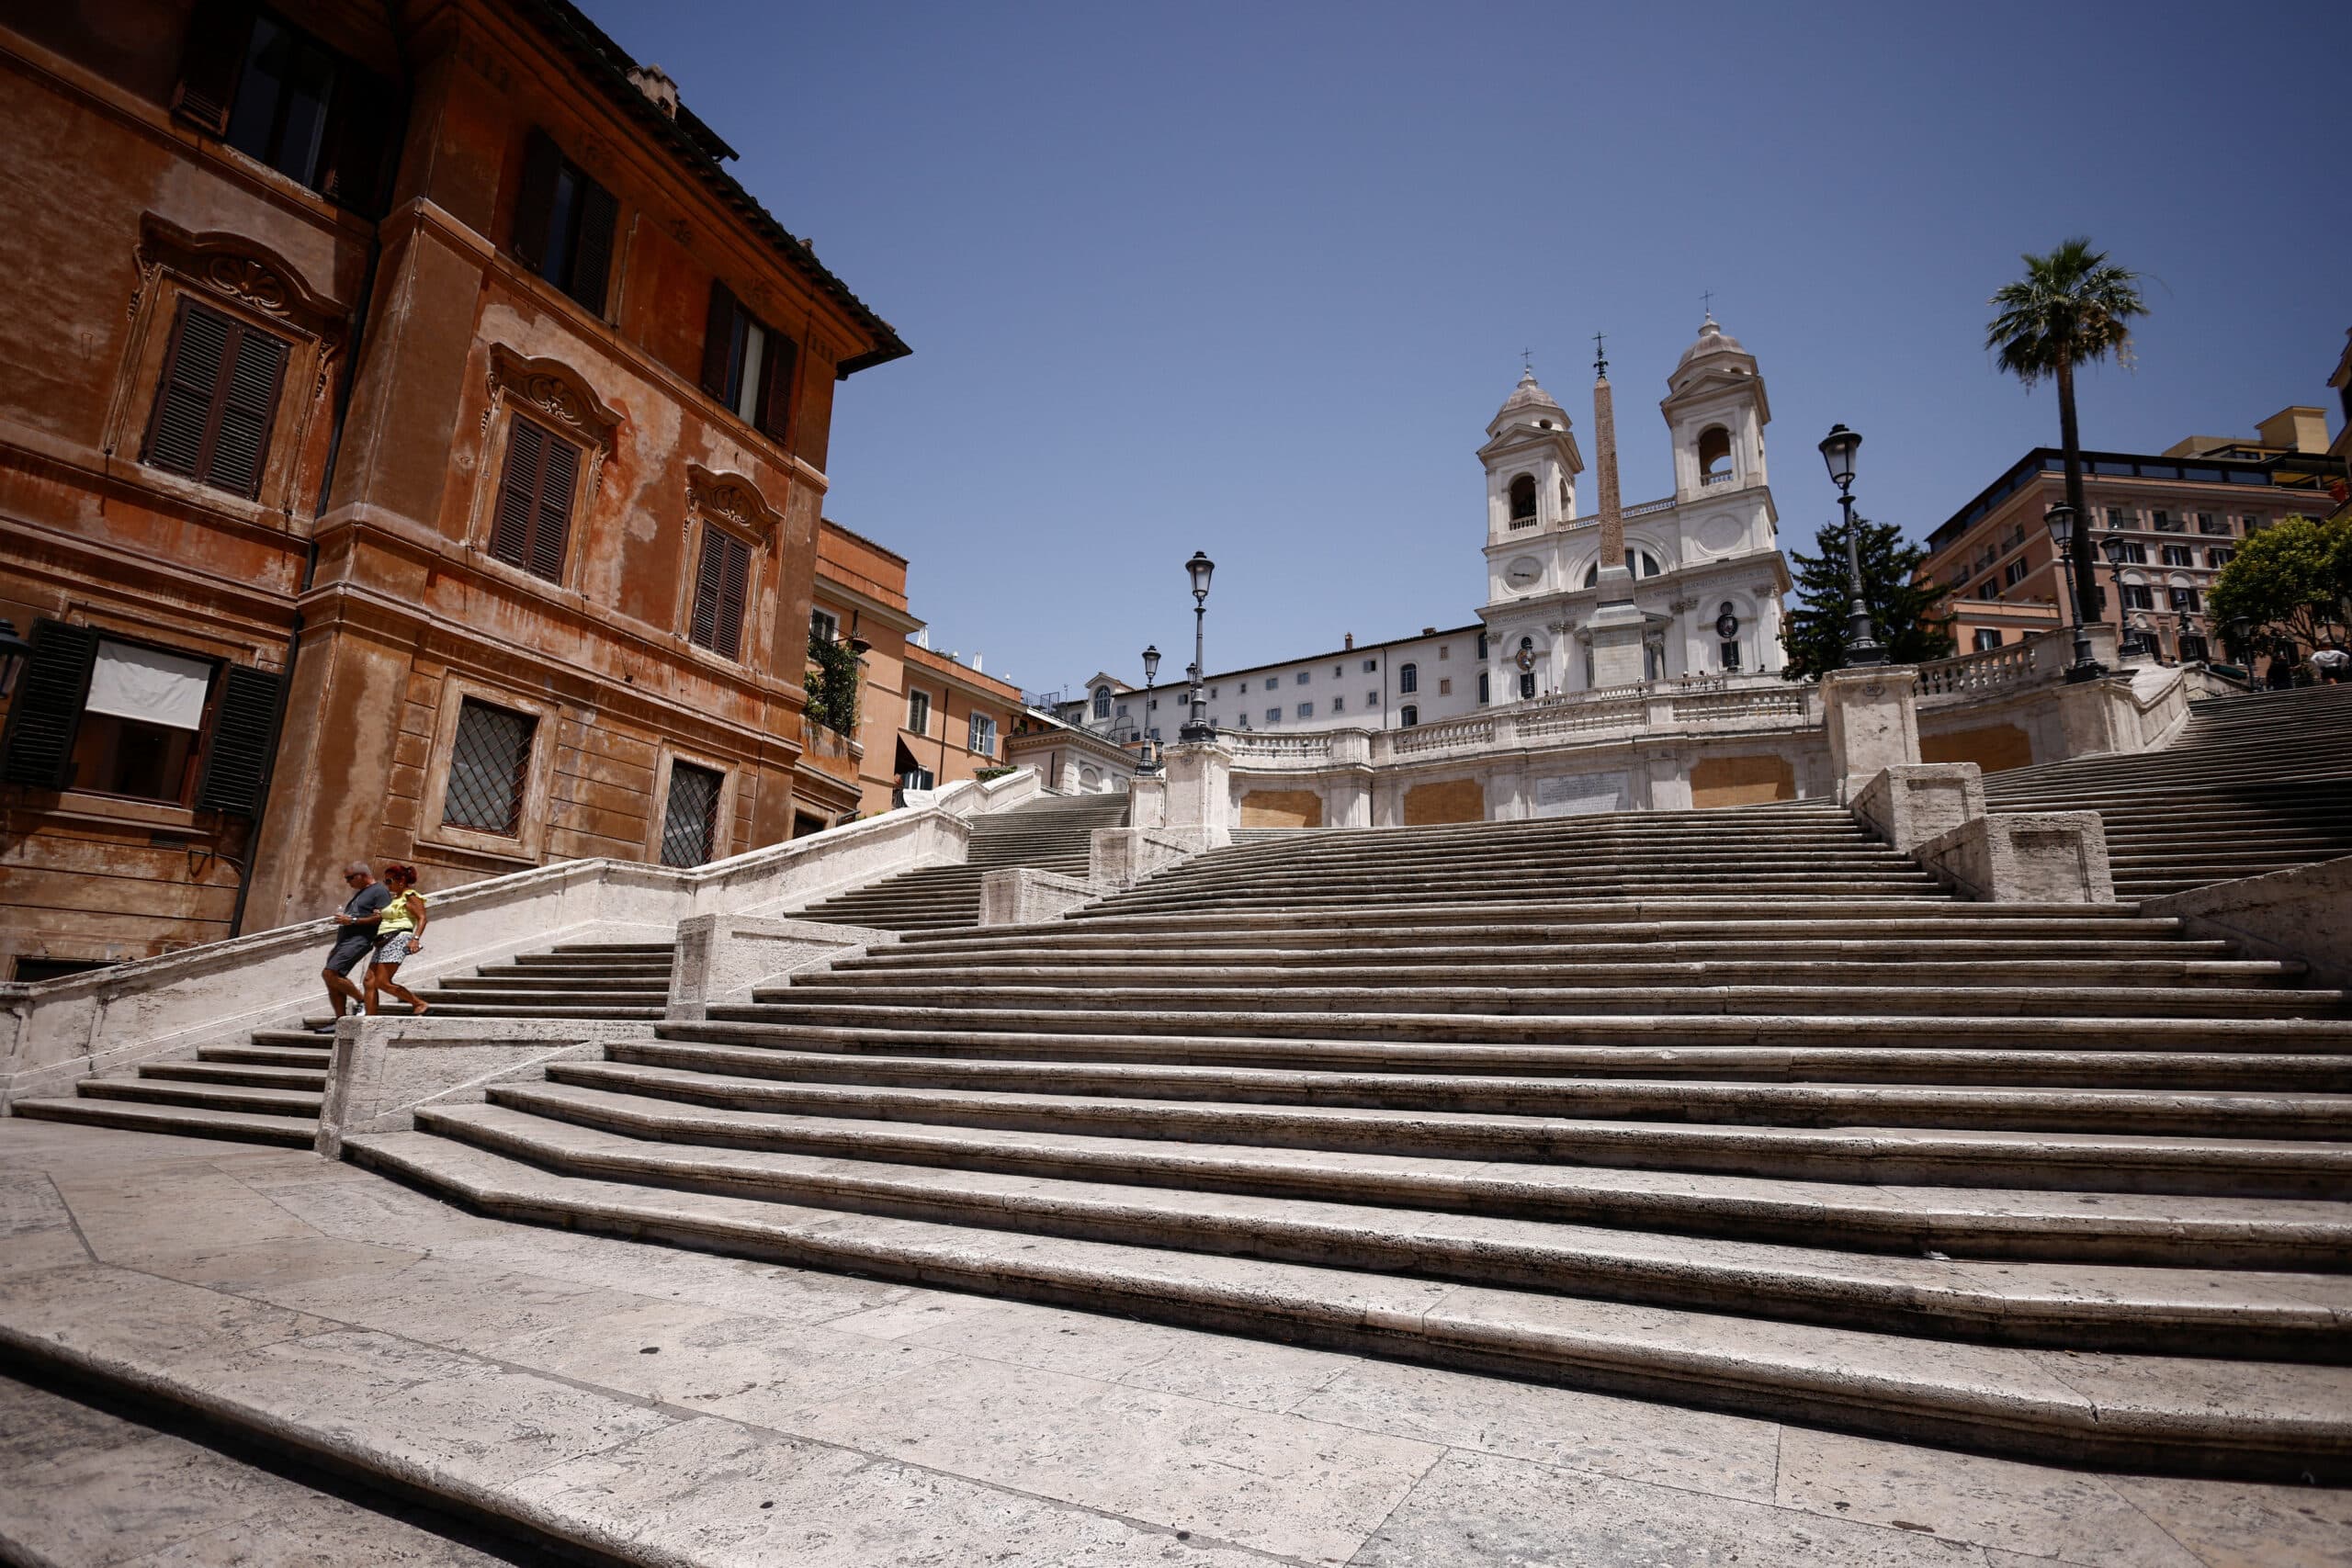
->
1851;762;1984;853
1822;666;1921;800
1057;758;1081;794
1162;740;1233;847
1127;773;1167;829
1916;812;2116;904
1585;367;1646;689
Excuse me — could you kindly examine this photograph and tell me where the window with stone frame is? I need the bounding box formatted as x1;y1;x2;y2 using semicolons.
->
1398;662;1418;694
907;688;931;736
687;525;753;660
1399;705;1419;727
1508;473;1537;525
141;299;290;499
658;761;724;867
442;698;536;837
968;713;997;757
487;415;582;583
511;130;618;316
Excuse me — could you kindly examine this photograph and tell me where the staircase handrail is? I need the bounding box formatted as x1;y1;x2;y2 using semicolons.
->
0;767;1042;1106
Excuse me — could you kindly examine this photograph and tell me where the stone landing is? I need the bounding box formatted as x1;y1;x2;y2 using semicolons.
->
3;1118;2347;1567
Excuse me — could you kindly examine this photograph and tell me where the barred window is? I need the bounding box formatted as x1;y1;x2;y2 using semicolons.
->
443;698;534;836
659;761;723;867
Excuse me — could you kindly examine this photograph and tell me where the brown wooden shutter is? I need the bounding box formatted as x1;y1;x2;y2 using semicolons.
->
688;529;726;650
193;663;282;815
511;130;560;274
171;0;255;134
207;323;288;499
143;300;231;479
0;620;99;790
528;432;581;583
754;333;797;445
699;281;738;399
567;177;617;315
715;534;751;660
490;418;545;570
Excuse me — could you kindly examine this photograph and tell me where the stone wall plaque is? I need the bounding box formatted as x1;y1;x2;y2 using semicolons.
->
1532;772;1627;818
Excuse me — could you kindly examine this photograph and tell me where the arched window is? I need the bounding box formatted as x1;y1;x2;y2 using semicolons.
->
1397;662;1418;694
1697;425;1733;481
1399;705;1419;728
1507;473;1537;525
1581;549;1664;587
1091;685;1111;720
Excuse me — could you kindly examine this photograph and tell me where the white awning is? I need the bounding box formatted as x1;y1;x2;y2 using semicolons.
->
85;640;213;731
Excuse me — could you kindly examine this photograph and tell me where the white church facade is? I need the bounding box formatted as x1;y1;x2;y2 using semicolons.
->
1068;318;1793;740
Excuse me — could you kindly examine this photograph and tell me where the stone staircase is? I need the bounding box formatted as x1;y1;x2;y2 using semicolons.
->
346;796;2352;1479
10;941;674;1146
1981;681;2352;897
795;791;1133;931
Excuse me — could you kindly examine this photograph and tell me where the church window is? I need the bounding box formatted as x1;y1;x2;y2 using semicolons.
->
1697;425;1733;480
1397;662;1418;694
1399;705;1419;727
1580;549;1664;588
1508;473;1537;525
1477;672;1490;704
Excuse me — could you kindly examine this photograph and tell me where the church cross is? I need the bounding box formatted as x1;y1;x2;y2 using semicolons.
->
1701;289;1716;321
1591;331;1608;378
1521;345;1534;374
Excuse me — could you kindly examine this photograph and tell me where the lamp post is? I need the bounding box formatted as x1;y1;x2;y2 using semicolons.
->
1817;424;1885;667
1179;551;1216;741
2099;536;2135;656
2041;504;2105;682
1136;645;1162;772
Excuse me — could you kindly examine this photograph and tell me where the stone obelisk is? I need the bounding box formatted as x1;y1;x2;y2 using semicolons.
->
1584;341;1649;688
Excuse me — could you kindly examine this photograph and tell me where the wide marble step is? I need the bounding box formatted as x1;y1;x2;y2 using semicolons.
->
9;1097;316;1145
488;1078;2352;1267
344;1125;2352;1479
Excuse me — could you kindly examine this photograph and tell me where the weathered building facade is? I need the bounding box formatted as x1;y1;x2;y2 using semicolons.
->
0;0;905;978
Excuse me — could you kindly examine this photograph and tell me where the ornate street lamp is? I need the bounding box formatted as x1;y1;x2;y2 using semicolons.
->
1180;551;1216;741
1136;645;1162;773
2099;536;2137;655
1817;424;1885;667
0;619;29;701
2041;504;2105;682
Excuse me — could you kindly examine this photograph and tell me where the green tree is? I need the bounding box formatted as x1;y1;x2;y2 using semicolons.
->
1780;514;1955;680
805;635;861;736
1985;238;2150;628
2206;513;2351;655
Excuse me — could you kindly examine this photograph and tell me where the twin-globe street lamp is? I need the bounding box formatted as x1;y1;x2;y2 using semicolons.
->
1816;424;1886;668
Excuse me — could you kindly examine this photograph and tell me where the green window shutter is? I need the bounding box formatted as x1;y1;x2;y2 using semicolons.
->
193;663;282;815
1;620;99;790
699;281;738;399
170;0;256;134
568;177;618;316
511;130;560;275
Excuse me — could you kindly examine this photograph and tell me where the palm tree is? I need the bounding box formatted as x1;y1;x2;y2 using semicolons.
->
1985;238;2150;629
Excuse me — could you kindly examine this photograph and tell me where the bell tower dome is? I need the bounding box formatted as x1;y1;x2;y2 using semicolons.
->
1661;316;1770;502
1478;367;1583;545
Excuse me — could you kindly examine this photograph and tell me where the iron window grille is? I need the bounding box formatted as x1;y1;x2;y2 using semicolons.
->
659;761;724;868
443;699;534;836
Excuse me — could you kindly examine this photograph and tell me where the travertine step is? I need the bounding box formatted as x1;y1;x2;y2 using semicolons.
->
345;1126;2352;1479
9;1098;316;1145
74;1077;322;1115
413;1100;2351;1359
139;1061;327;1090
545;1056;2352;1145
487;1078;2352;1266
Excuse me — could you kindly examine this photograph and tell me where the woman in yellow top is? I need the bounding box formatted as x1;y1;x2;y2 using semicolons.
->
365;863;429;1016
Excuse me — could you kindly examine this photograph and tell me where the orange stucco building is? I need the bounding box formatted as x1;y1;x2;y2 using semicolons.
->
0;0;906;979
810;519;1023;818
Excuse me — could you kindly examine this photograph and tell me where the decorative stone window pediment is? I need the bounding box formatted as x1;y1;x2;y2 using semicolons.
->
480;344;622;499
133;215;345;344
684;463;782;547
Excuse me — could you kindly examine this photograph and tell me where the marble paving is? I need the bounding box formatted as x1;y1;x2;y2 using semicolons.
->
2;1117;2348;1567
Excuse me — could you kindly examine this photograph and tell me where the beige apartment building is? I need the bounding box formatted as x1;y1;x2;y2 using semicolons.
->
810;520;1023;818
1920;406;2346;663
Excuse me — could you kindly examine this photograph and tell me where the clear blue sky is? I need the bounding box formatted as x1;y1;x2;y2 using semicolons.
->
591;0;2351;697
